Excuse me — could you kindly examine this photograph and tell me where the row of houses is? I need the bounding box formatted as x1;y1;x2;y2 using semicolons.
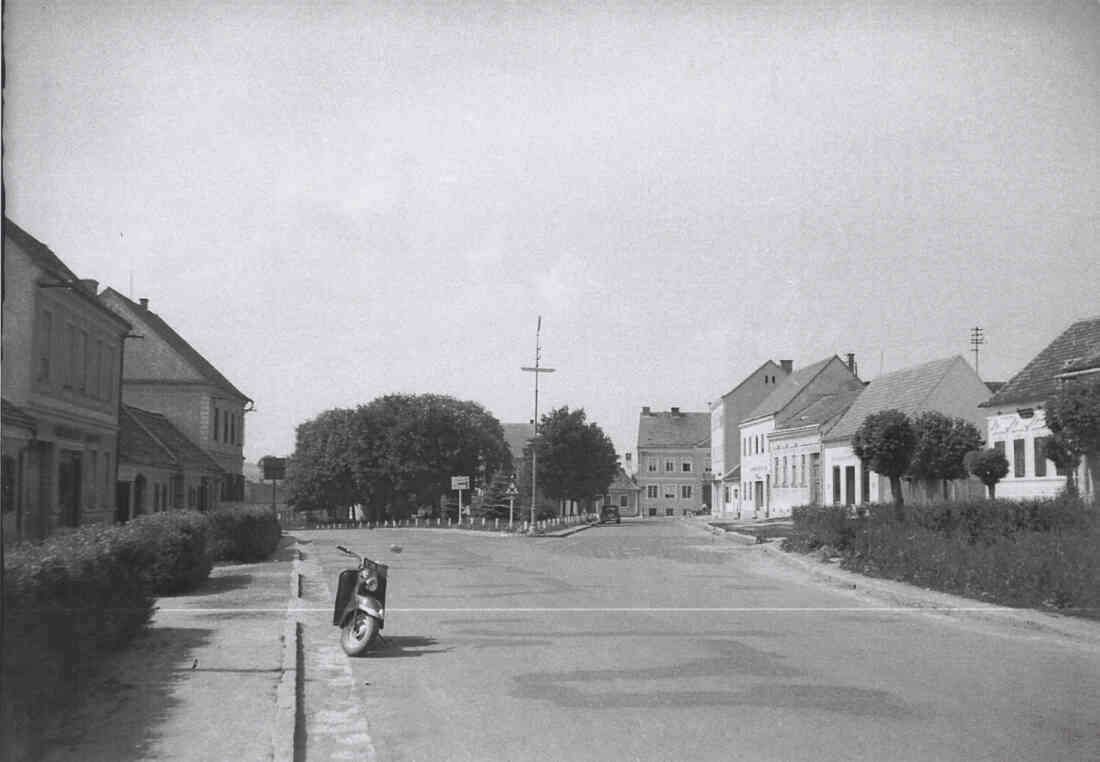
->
632;316;1100;519
1;218;252;543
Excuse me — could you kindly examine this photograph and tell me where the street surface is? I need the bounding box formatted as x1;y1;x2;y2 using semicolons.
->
295;519;1100;762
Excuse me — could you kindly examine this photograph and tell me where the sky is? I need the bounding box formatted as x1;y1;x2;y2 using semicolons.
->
4;0;1099;467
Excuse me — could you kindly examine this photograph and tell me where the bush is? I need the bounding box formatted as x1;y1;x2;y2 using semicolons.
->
207;505;283;562
782;504;861;553
123;510;213;594
2;524;157;757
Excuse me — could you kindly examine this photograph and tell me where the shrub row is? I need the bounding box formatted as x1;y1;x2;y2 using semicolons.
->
2;506;283;755
782;497;1099;617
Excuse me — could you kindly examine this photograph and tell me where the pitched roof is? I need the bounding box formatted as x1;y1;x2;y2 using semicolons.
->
744;356;853;422
4;218;131;330
2;398;36;431
102;288;251;403
501;422;535;466
718;360;783;401
119;405;224;473
637;410;710;448
827;356;963;441
982;316;1100;407
609;467;640;492
775;387;863;434
1059;349;1100;376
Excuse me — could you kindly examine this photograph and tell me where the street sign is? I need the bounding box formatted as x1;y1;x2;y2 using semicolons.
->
261;457;286;481
504;482;519;496
451;476;470;490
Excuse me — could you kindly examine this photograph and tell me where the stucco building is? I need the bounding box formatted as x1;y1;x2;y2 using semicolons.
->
636;407;711;517
738;355;863;519
709;360;791;515
823;355;990;505
2;219;131;541
99;289;252;502
979;316;1100;500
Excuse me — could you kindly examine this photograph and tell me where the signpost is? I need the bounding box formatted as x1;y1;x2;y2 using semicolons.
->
260;456;286;515
451;475;469;520
504;479;520;527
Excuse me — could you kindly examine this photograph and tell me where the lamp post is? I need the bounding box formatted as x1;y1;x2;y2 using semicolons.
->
521;316;554;530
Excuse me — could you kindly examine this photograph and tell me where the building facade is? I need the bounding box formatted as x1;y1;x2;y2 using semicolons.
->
823;355;991;505
99;289;252;502
2;219;131;542
636;407;711;517
738;355;863;519
979;316;1100;500
709;360;791;515
599;466;642;517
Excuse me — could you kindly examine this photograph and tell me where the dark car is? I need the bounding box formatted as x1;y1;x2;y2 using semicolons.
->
600;505;621;524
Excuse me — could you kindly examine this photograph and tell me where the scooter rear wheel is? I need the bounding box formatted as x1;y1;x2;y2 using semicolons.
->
340;611;379;656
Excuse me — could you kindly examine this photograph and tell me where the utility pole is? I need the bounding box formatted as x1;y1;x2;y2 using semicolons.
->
970;326;985;378
521;316;555;530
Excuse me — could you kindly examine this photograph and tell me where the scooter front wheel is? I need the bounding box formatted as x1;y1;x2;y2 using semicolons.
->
340;611;379;657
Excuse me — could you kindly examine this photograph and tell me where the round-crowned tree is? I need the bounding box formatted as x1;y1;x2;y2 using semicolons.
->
852;410;916;508
963;448;1009;499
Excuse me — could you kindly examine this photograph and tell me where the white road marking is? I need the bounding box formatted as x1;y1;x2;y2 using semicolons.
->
151;606;1090;613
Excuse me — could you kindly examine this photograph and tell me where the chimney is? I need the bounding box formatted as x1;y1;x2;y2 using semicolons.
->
642;406;651;415
79;279;99;294
780;360;793;374
670;406;680;415
139;298;149;310
846;353;858;376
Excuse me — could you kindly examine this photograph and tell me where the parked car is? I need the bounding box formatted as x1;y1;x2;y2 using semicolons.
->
600;505;621;524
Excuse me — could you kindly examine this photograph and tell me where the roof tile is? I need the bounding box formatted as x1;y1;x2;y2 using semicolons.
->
983;316;1100;406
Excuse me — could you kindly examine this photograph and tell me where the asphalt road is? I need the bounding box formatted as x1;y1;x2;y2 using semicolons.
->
294;520;1100;762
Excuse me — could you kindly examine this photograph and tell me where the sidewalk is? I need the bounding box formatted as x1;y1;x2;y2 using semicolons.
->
40;540;298;762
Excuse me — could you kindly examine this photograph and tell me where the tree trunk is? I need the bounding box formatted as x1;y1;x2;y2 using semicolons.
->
889;475;904;520
987;481;997;499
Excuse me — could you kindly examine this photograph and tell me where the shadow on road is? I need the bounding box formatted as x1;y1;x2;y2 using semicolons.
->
368;635;451;659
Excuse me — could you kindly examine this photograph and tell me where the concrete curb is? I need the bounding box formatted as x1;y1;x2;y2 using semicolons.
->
273;546;305;762
757;541;1100;649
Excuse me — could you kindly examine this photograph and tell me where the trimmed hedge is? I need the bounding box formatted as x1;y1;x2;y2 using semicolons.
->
781;496;1100;617
207;505;283;562
126;510;214;594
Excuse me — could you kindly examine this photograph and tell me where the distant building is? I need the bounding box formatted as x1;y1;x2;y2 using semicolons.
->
636;407;711;517
739;355;863;519
2;219;131;541
599;466;642;517
709;360;791;515
824;356;990;505
99;289;252;502
979;316;1100;500
117;405;225;519
501;422;535;475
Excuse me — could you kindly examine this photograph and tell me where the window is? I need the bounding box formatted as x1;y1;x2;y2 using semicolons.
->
664;459;675;472
665;508;674;516
681;460;692;473
724;486;730;502
832;466;841;504
647;485;658;498
38;310;53;382
619;495;628;508
223;412;229;442
647;457;657;472
105;347;116;401
2;455;17;513
213;408;220;441
801;454;807;486
88;451;98;506
63;323;76;388
1034;437;1048;478
663;484;676;499
91;339;102;399
861;462;870;504
681;485;693;499
782;457;788;486
1013;439;1026;478
230;413;236;445
774;458;779;486
103;453;111;501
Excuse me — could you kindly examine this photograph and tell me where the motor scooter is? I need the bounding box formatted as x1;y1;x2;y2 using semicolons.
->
333;545;388;656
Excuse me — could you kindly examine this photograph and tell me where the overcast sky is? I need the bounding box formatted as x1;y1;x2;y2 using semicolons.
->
5;1;1099;465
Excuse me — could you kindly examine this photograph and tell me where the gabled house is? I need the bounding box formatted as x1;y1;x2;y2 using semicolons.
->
99;289;252;502
979;316;1100;500
2;219;131;541
738;355;863;519
766;387;863;516
636;407;711;517
117;405;225;520
824;355;990;505
709;360;791;515
599;466;642;517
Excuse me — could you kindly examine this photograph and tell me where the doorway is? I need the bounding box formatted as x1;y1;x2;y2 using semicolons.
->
58;450;82;528
133;475;146;517
116;481;131;523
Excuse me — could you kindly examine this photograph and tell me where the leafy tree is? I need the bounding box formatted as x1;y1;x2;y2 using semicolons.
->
473;471;519;521
852;410;916;507
533;406;618;511
908;412;985;500
964;448;1009;498
286;408;360;518
1046;375;1100;503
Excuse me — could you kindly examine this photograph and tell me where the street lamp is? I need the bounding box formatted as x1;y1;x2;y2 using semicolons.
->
521;315;555;530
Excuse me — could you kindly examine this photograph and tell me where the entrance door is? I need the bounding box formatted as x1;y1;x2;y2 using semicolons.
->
116;481;131;523
57;450;82;527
